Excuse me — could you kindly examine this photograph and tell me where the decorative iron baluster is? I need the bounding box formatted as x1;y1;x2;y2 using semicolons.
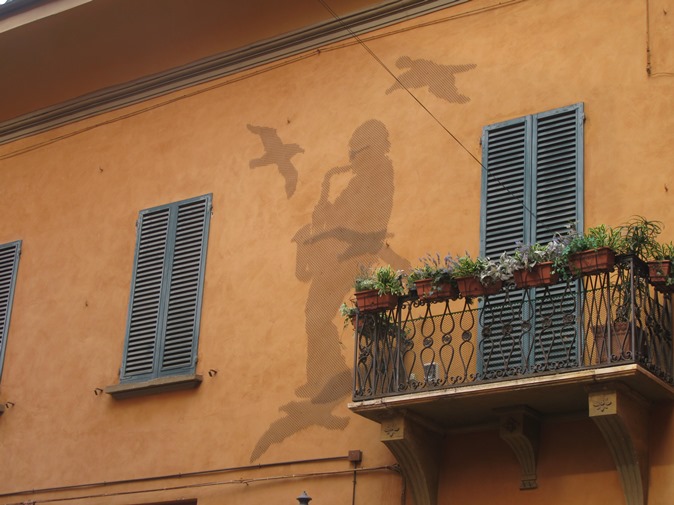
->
352;259;672;401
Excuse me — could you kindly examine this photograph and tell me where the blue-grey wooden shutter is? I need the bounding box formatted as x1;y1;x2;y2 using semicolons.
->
121;194;211;382
480;103;583;373
158;197;211;374
481;117;528;256
532;104;583;244
531;104;584;366
0;241;21;382
480;118;529;374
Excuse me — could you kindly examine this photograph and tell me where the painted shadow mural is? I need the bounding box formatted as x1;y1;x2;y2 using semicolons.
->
247;124;304;198
248;120;410;461
248;57;474;462
386;56;476;103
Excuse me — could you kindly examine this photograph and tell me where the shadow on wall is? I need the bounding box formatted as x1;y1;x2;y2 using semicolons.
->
246;58;475;461
386;56;476;103
249;120;411;462
247;124;304;198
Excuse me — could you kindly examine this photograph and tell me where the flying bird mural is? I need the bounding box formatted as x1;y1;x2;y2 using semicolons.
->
386;56;476;104
247;124;304;198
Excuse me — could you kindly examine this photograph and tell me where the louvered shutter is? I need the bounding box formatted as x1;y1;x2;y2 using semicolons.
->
532;105;583;366
480;118;528;373
533;105;583;243
0;241;21;382
121;195;211;382
159;197;210;374
480;104;583;373
481;118;528;257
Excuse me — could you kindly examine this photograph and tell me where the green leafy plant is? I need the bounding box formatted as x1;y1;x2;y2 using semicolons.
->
452;253;486;279
565;224;624;255
649;241;674;286
354;265;405;296
652;241;674;261
619;216;663;259
339;302;359;327
452;252;514;286
408;253;456;288
512;241;563;269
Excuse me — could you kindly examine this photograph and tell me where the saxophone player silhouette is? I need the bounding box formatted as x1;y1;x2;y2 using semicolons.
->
250;120;410;462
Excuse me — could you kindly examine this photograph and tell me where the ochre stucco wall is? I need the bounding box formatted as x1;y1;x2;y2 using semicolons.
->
0;0;673;504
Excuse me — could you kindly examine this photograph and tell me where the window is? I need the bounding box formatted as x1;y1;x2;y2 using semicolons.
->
480;103;584;371
0;240;21;383
119;194;212;384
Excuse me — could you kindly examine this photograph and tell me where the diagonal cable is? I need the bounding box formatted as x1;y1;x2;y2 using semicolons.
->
315;0;536;222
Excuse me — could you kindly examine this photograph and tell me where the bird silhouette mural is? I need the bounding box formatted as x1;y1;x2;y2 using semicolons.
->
386;56;476;103
247;124;304;198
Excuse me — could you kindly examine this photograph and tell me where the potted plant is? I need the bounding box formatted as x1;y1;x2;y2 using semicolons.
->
649;241;674;288
619;216;663;260
353;265;405;312
511;240;563;288
452;252;514;297
564;224;624;276
408;253;458;301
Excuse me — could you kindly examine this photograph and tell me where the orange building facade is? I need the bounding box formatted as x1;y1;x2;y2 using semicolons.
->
1;1;674;505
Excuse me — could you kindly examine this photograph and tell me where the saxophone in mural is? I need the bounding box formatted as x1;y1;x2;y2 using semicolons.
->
250;119;410;462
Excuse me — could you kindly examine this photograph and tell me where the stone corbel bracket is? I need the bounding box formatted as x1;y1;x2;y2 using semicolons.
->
496;406;541;490
588;383;650;505
379;411;443;505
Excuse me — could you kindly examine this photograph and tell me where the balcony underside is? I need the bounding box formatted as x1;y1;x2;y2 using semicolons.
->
349;362;674;428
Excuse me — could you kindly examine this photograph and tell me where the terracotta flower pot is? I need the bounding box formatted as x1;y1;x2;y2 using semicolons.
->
568;247;616;276
455;277;502;297
414;278;459;301
513;262;560;289
592;321;633;363
354;289;398;312
648;260;672;285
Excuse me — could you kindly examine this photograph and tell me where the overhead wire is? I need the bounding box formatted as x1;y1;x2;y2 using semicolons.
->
2;466;400;505
315;0;536;223
0;0;539;221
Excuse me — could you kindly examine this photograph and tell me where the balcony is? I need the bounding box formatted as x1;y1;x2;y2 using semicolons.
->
348;255;674;505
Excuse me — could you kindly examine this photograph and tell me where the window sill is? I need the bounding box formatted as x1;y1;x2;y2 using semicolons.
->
105;374;202;400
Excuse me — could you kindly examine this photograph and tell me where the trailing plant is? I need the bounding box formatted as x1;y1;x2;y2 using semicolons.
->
512;242;549;271
512;240;564;269
483;252;517;285
339;302;358;327
354;264;405;296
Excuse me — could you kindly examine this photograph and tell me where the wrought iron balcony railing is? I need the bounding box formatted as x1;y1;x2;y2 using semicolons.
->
353;255;673;401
